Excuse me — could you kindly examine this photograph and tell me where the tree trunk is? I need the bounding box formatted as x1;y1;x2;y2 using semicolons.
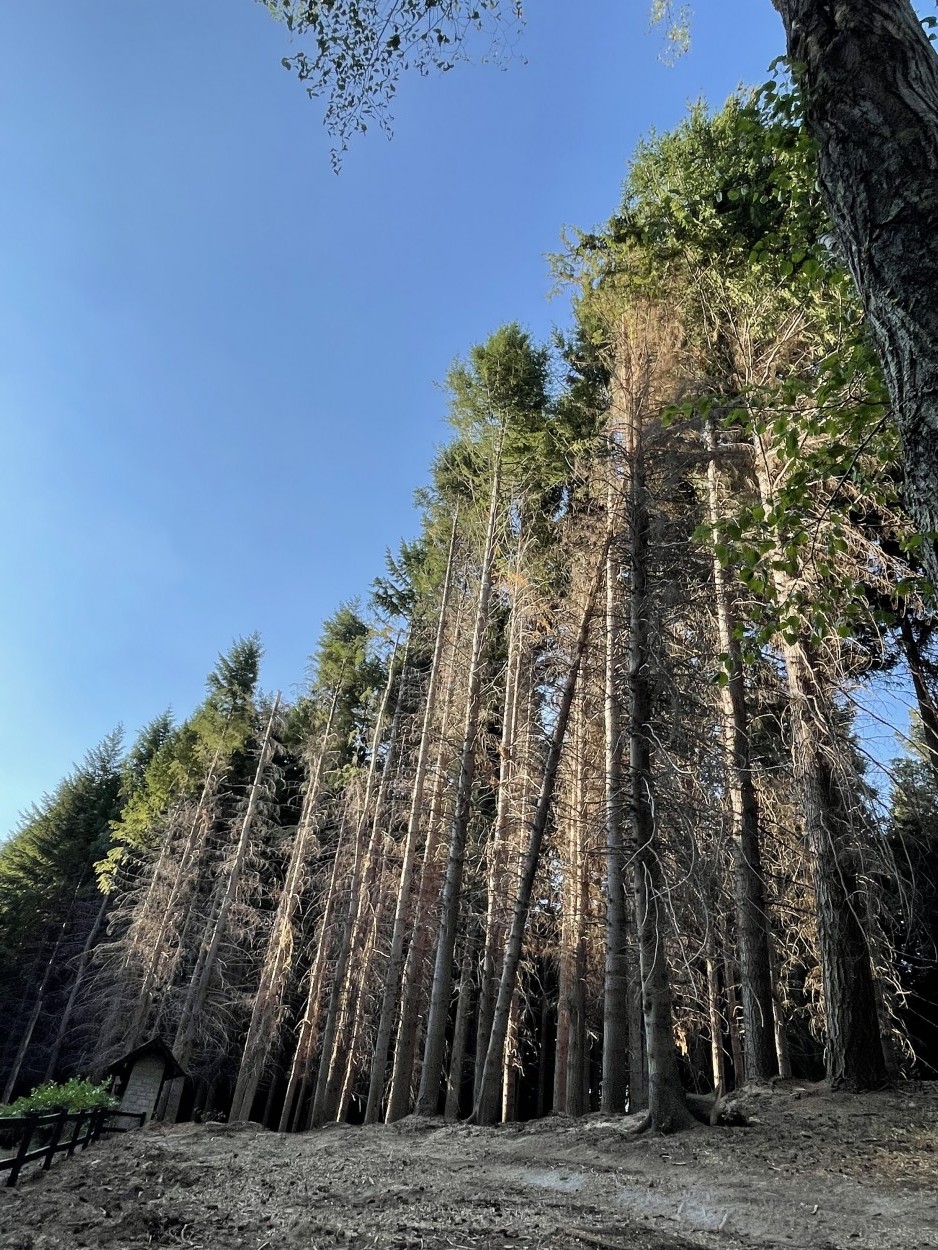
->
751;435;887;1089
173;696;281;1069
278;810;351;1133
124;739;226;1050
44;890;110;1081
624;347;695;1133
230;689;339;1122
364;516;459;1123
773;0;938;578
706;953;726;1092
706;417;777;1081
898;615;938;782
474;569;525;1099
444;946;474;1120
602;468;631;1114
310;651;399;1126
417;437;503;1116
386;597;464;1122
473;537;608;1125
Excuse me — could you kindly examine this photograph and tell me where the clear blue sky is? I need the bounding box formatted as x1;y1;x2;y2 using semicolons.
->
0;2;788;834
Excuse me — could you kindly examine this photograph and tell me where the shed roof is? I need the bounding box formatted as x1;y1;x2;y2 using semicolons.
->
104;1036;187;1081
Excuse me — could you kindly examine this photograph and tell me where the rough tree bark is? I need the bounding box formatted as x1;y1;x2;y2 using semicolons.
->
773;0;938;577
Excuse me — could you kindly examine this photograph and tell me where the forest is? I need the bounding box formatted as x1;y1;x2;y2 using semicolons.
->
2;82;937;1138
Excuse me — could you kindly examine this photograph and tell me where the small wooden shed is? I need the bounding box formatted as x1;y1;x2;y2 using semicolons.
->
105;1038;187;1124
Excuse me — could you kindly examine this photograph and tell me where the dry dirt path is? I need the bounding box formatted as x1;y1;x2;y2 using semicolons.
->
1;1083;936;1250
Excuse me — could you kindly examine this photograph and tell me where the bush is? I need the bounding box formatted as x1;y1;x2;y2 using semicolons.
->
0;1078;117;1119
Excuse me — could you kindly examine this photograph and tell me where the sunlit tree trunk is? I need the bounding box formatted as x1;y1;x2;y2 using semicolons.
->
310;653;398;1126
385;610;463;1121
364;516;459;1123
417;436;503;1115
473;538;608;1125
474;569;525;1098
173;697;282;1069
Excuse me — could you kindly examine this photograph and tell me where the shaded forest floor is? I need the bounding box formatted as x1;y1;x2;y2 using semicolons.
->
1;1081;936;1250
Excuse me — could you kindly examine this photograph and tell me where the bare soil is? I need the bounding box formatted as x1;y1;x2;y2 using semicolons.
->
2;1081;936;1250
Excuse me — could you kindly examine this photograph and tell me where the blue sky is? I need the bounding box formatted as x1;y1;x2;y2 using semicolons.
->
0;1;793;834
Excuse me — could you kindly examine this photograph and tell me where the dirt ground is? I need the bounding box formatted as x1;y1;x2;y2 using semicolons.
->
1;1081;936;1250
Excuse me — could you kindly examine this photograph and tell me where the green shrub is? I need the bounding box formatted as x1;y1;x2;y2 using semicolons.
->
0;1078;117;1119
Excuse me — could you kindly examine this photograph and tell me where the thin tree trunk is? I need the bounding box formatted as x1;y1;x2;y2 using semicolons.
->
602;467;630;1114
768;935;793;1080
278;810;351;1133
444;946;473;1120
706;954;726;1092
230;689;340;1121
706;416;777;1080
724;954;745;1089
417;436;504;1116
310;651;399;1126
473;537;609;1125
752;435;886;1089
552;691;582;1115
364;515;459;1123
173;697;281;1068
125;739;227;1049
44;890;110;1081
475;574;525;1097
385;636;461;1121
2;904;73;1101
625;357;695;1133
898;616;938;783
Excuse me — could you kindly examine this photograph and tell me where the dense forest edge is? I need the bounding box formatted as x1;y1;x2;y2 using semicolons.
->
3;83;938;1137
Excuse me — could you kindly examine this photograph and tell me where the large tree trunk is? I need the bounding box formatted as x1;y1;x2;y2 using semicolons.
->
773;0;938;576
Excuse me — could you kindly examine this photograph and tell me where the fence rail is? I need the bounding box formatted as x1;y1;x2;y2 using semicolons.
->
0;1108;146;1187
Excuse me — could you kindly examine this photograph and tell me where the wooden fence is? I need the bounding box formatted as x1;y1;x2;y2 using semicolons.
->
0;1108;146;1188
